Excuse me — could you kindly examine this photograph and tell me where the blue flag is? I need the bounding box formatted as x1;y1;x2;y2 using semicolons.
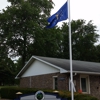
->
46;2;68;28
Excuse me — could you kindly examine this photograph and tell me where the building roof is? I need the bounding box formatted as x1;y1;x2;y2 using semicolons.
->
16;56;100;78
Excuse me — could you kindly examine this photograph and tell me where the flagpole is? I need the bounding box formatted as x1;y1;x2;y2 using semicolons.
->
67;0;74;100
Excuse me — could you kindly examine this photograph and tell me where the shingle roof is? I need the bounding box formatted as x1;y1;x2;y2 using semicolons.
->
16;56;100;78
34;56;100;73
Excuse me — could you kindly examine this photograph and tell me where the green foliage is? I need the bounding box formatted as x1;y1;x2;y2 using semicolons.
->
95;45;100;62
1;87;36;99
0;58;17;85
60;19;99;62
58;91;98;100
0;87;98;100
0;0;54;67
0;87;53;99
0;0;100;88
0;0;54;85
74;94;98;100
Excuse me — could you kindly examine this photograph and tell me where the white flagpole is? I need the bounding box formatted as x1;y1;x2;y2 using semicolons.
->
67;0;74;100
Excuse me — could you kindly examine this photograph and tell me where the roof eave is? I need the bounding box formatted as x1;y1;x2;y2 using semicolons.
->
32;56;68;73
15;56;34;78
70;71;100;75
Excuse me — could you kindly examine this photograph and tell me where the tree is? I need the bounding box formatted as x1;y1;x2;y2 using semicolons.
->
30;27;63;57
0;25;16;85
0;0;100;82
95;45;100;62
60;19;99;62
0;57;17;85
59;23;69;59
0;0;53;66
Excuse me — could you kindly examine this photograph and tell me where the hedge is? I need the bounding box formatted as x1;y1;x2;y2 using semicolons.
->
0;87;98;100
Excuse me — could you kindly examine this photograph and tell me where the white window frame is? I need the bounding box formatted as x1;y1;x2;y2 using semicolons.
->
53;76;58;90
80;75;90;94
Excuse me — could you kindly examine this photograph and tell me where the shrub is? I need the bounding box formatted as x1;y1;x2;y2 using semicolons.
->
0;87;98;100
58;91;98;100
1;87;38;99
75;94;98;100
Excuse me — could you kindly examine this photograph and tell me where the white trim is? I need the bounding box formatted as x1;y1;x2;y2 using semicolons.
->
21;60;60;77
30;76;31;88
69;78;71;91
15;56;33;79
32;56;68;73
88;75;90;94
80;75;90;94
15;56;67;79
15;56;100;79
72;71;100;75
53;76;58;90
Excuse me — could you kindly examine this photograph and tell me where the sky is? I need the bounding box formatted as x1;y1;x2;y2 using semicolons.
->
0;0;100;43
52;0;100;44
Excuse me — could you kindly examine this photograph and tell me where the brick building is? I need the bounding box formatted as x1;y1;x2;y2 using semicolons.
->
16;56;100;100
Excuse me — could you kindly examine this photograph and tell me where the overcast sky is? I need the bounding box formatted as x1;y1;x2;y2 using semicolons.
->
0;0;100;43
52;0;100;43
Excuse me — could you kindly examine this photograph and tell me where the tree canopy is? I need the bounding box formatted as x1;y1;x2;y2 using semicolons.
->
58;20;99;62
0;0;100;85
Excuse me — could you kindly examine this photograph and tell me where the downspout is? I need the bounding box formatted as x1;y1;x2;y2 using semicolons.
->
30;76;31;88
69;73;77;92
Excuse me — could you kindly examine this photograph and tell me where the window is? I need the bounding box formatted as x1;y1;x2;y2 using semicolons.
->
53;76;58;90
80;75;90;94
81;78;87;92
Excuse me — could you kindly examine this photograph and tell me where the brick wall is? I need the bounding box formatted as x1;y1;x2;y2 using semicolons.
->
58;73;69;90
73;74;80;91
20;73;69;90
20;73;100;100
90;75;100;100
73;74;100;100
20;77;30;88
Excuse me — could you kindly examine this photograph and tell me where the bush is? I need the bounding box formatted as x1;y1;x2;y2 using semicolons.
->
75;94;98;100
1;87;38;99
0;87;98;100
57;91;98;100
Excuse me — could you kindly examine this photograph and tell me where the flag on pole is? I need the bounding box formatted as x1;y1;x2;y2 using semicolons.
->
47;1;74;100
46;2;68;28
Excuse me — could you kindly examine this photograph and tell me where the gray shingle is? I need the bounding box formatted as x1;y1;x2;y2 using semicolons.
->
35;56;100;73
